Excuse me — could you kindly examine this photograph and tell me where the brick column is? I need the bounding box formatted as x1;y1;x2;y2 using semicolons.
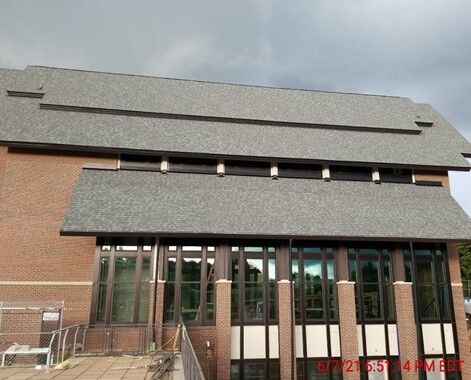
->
215;279;232;380
278;279;294;379
394;281;418;380
337;280;360;380
447;243;471;378
154;280;166;349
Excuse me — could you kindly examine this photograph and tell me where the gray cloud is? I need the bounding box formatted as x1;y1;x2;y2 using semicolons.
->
0;0;469;210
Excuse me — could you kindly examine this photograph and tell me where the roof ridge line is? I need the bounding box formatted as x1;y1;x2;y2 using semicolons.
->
27;65;407;99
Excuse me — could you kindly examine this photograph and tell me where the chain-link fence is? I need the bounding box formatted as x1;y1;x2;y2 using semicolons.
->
0;301;64;367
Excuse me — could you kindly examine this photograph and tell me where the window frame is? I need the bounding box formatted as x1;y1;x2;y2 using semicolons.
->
348;247;396;324
91;238;153;325
163;245;216;325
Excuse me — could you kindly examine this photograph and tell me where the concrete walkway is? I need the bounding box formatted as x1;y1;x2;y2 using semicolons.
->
0;355;183;380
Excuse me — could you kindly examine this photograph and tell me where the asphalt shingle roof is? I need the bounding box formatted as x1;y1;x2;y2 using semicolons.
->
61;169;471;241
1;65;470;169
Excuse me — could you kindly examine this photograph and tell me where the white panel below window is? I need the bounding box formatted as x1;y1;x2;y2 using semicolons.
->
388;324;399;356
243;326;266;359
422;324;443;355
230;326;240;360
330;325;341;357
269;325;279;359
443;323;455;354
305;325;328;357
295;325;304;358
365;324;386;356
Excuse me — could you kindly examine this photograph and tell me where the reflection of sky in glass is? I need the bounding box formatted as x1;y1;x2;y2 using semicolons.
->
304;259;322;278
247;259;263;273
268;259;276;280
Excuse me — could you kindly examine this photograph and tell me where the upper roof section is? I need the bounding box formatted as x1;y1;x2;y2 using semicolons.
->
1;65;470;169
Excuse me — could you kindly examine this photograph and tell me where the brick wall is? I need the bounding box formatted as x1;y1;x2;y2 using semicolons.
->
215;280;231;380
278;280;294;379
0;147;117;325
337;281;360;380
414;170;450;190
393;282;418;380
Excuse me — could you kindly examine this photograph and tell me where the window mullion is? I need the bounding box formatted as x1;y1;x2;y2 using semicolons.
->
174;246;182;323
201;246;208;323
104;246;116;325
133;246;143;324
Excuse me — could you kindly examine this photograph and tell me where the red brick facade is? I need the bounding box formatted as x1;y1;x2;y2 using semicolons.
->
0;145;470;379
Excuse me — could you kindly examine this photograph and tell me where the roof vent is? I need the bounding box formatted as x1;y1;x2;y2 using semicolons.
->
415;121;434;127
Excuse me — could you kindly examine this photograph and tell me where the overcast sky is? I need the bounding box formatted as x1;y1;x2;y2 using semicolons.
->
0;0;469;213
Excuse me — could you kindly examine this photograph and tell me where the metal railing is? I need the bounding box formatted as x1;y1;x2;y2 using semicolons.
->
180;318;205;380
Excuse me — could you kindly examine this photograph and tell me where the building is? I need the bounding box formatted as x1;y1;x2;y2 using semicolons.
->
0;65;471;380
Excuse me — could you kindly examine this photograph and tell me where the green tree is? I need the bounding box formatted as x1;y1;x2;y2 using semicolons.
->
458;243;471;281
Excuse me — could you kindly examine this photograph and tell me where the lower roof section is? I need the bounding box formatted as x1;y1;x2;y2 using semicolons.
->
61;168;471;241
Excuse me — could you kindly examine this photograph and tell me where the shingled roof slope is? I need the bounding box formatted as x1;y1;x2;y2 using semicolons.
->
61;169;471;241
1;65;470;169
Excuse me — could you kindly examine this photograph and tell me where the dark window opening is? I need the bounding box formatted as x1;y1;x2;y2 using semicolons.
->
169;156;217;174
278;162;322;179
231;246;277;324
163;245;215;325
120;154;161;171
412;244;452;322
93;238;153;324
296;358;343;380
291;246;338;323
225;160;271;177
231;360;280;380
330;165;372;181
379;168;413;183
348;247;395;323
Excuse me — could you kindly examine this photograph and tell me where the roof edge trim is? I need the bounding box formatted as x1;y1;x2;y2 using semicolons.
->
39;103;421;135
59;230;471;243
3;141;471;171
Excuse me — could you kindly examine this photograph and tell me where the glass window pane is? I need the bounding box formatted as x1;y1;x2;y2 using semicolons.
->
182;246;202;252
305;259;323;319
111;282;135;322
168;245;177;251
99;257;109;282
269;361;280;380
417;261;433;283
143;245;152;251
181;283;201;321
296;360;304;380
115;238;139;251
384;284;395;321
231;363;240;380
181;258;202;281
206;282;215;320
437;284;451;320
244;246;263;253
361;260;379;283
167;257;176;281
304;247;321;254
141;257;151;282
139;283;149;323
349;259;356;281
114;257;136;282
363;284;381;319
207;246;215;252
383;259;391;283
245;283;264;320
164;283;175;321
309;359;329;379
231;283;239;321
101;245;111;251
244;362;265;380
434;259;445;284
246;259;264;281
418;285;438;318
292;258;301;320
96;283;107;323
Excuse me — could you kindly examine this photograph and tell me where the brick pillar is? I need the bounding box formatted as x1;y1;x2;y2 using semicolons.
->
278;279;294;379
447;243;471;378
338;281;360;380
394;281;418;380
154;280;166;349
215;279;232;380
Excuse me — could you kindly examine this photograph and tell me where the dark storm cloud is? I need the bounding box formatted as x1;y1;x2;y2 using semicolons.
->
0;0;469;211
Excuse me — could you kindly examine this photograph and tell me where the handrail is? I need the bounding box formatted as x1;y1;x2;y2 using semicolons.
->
180;317;205;380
